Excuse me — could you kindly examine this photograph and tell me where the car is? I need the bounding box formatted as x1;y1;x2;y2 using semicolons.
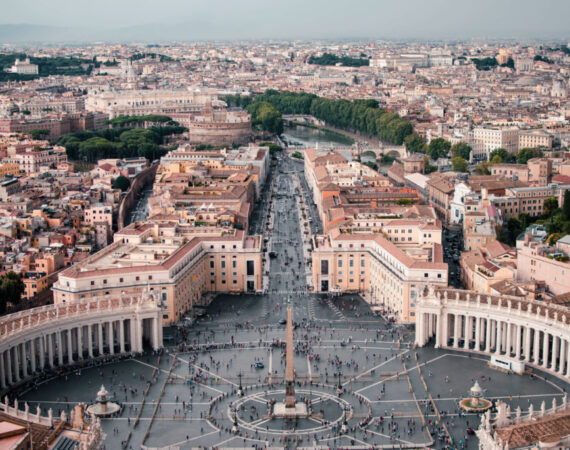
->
279;318;287;325
253;361;265;369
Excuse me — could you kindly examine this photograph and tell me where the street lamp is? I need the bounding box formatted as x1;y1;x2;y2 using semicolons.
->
336;370;343;396
237;372;244;397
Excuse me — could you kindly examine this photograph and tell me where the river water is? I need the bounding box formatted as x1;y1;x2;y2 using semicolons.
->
282;124;354;146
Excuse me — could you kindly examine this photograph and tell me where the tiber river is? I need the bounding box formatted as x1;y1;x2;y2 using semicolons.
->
282;124;357;161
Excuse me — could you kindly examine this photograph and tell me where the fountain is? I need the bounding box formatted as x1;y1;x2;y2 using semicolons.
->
86;385;121;417
459;380;492;412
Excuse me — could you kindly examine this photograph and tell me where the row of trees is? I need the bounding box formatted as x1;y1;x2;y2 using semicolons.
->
308;53;370;67
246;102;283;135
106;114;175;127
224;90;414;146
56;124;186;163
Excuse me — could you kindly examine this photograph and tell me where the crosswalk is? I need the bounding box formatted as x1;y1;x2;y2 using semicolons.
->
308;296;315;321
326;297;347;320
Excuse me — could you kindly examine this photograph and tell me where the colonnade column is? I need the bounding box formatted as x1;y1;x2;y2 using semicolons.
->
13;346;20;382
77;326;83;360
47;334;54;367
551;336;559;372
533;330;541;364
88;325;94;358
442;313;449;347
119;320;125;353
495;321;502;355
515;325;522;359
566;342;570;377
152;318;161;350
542;332;549;368
559;340;566;375
57;331;63;366
108;321;115;355
38;336;45;370
21;343;27;378
130;319;139;353
0;352;5;389
67;329;74;364
463;316;470;350
454;314;460;348
435;314;442;348
30;338;36;373
506;323;512;357
474;317;481;351
6;350;13;385
98;323;104;355
524;327;532;362
485;318;491;352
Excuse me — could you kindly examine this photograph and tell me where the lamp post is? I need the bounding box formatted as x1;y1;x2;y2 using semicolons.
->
237;372;244;397
336;370;343;396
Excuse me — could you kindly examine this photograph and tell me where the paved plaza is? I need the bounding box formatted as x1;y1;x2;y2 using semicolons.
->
15;156;570;448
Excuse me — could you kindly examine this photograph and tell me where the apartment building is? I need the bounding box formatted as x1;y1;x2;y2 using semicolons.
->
517;234;570;296
472;127;519;160
519;130;553;149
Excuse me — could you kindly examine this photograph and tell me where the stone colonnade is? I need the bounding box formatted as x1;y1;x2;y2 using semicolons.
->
0;294;163;391
416;288;570;380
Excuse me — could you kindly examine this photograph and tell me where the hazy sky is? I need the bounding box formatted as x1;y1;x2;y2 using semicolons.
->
2;0;570;41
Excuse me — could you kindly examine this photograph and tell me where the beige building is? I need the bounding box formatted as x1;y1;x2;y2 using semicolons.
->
473;127;519;160
53;221;263;325
311;231;447;323
519;130;553;149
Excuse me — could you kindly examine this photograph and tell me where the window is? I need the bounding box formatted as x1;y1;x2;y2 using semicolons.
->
210;261;214;269
103;279;107;284
360;259;365;267
232;260;237;269
349;260;354;267
136;276;140;281
149;276;152;280
221;261;226;269
437;274;442;278
120;278;123;283
321;260;329;275
247;261;254;276
91;281;94;286
338;260;343;267
424;273;428;278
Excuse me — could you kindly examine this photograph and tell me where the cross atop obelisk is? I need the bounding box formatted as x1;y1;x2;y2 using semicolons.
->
284;304;295;408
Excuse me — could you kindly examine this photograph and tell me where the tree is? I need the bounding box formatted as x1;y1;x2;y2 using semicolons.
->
0;272;24;314
428;138;451;160
362;161;378;171
474;161;491;175
451;142;471;160
451;156;468;172
489;148;515;163
490;155;503;165
112;175;131;192
424;155;437;174
563;190;570;220
27;129;50;140
543;197;559;217
396;198;414;206
404;134;426;153
516;147;543;164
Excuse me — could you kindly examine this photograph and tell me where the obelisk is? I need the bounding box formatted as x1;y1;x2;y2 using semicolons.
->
284;306;295;408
